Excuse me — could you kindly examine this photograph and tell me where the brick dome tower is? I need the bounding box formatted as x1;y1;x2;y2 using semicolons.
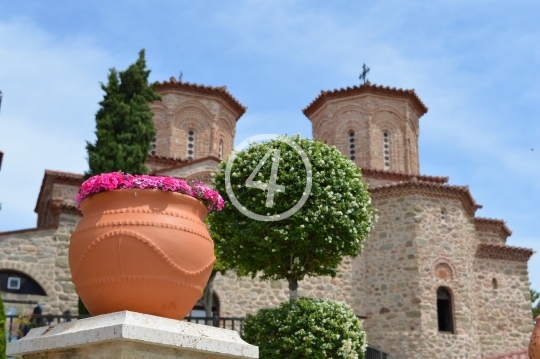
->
303;83;428;174
148;77;246;162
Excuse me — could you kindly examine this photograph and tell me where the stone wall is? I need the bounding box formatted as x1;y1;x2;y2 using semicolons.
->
0;214;80;316
412;195;481;359
475;229;506;245
474;258;533;357
359;194;426;357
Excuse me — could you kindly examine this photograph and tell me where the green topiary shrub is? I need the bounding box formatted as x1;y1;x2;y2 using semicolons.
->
209;135;374;300
243;298;367;359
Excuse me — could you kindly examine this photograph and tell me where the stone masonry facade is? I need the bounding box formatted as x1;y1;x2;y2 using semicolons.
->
0;80;534;359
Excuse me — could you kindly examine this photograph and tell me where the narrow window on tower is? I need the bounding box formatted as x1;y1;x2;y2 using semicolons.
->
218;139;223;159
187;130;195;161
441;209;446;222
349;131;355;161
383;131;390;170
437;287;455;333
149;136;156;156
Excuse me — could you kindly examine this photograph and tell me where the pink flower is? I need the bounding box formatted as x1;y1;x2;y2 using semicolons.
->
76;172;224;212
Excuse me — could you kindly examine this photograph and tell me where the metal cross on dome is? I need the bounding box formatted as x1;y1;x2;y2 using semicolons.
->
359;64;370;85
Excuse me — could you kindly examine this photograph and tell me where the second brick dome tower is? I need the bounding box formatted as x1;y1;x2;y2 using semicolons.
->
303;83;428;174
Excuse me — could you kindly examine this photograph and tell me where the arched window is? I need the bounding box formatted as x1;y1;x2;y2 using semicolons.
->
437;288;454;333
383;131;390;170
0;270;47;296
187;130;195;161
150;136;156;156
408;138;412;170
348;131;355;161
218;140;223;159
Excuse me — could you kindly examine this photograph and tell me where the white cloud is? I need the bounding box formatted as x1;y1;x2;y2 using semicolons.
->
0;18;113;230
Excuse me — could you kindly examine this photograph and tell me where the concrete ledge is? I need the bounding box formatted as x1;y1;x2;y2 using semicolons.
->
7;311;258;358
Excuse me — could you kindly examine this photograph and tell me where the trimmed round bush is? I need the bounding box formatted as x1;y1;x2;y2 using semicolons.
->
209;135;374;298
243;298;367;359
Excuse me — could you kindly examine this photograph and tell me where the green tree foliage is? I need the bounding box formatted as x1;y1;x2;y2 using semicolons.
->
532;289;540;320
243;298;367;358
208;135;375;299
85;49;162;178
0;294;6;359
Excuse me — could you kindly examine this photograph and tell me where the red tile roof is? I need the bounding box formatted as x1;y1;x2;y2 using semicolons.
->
157;77;247;119
476;243;534;262
361;168;448;184
369;179;482;216
475;217;512;239
152;156;221;175
479;348;529;359
303;82;428;118
147;154;188;168
35;170;84;214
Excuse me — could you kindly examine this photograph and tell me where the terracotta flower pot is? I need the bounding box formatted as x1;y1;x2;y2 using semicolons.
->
531;316;540;359
69;189;215;320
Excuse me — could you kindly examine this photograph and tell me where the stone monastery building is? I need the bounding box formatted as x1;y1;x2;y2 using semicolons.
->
0;78;535;359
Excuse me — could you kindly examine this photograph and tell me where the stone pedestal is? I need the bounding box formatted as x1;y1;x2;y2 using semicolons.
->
7;311;258;358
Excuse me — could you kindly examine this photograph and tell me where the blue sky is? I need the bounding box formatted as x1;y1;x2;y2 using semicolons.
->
0;1;539;292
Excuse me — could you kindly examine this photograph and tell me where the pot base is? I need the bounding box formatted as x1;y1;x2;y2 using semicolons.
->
78;279;202;320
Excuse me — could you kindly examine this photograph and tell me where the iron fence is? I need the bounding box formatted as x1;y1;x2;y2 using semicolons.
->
5;314;244;342
6;314;91;342
183;315;244;333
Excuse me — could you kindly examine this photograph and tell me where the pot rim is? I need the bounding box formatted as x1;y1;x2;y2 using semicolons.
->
80;188;208;218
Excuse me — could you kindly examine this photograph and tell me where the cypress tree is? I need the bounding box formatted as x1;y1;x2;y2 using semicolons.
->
85;49;162;178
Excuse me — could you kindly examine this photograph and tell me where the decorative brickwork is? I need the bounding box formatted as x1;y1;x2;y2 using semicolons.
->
305;83;425;173
361;168;449;188
149;77;245;161
303;82;428;119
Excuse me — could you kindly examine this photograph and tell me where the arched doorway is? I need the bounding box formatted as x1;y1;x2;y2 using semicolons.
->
0;270;47;296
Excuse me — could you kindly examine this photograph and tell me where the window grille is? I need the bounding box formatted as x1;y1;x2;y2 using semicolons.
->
150;136;156;156
218;140;223;159
383;132;390;170
187;130;195;161
349;131;355;160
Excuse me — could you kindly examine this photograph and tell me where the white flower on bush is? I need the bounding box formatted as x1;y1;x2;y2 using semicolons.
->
243;298;367;358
